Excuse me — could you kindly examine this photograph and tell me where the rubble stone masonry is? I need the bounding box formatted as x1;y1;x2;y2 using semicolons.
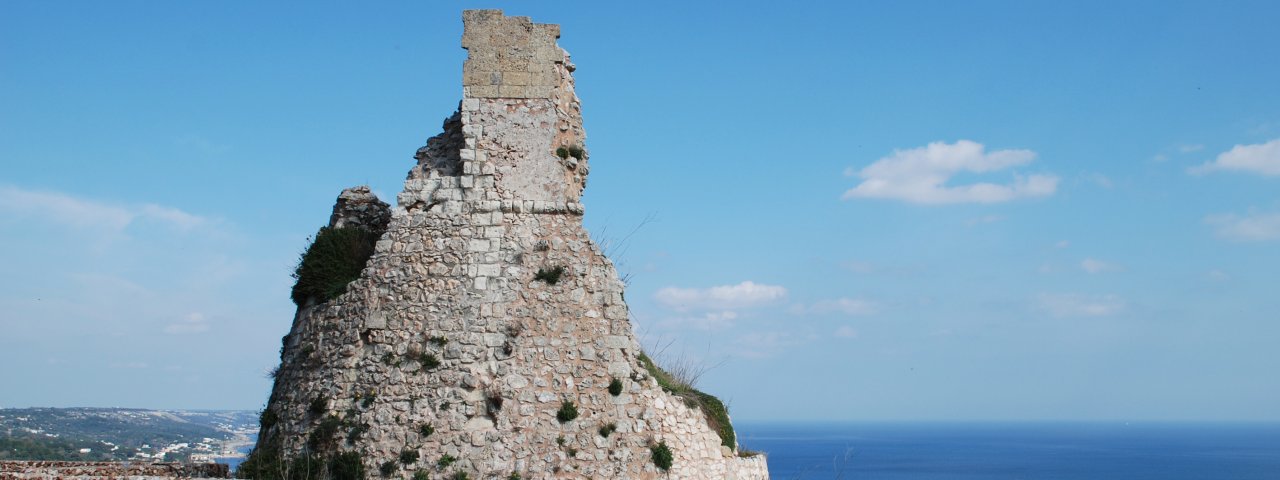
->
255;10;768;480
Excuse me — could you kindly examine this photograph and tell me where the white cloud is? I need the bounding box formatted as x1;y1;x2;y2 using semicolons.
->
791;298;878;316
1205;210;1280;241
1190;138;1280;176
654;281;787;311
1036;293;1125;317
1080;258;1119;274
1207;269;1230;282
834;326;859;338
138;204;206;230
842;140;1058;204
1054;240;1071;249
0;185;207;232
658;311;739;331
164;313;211;335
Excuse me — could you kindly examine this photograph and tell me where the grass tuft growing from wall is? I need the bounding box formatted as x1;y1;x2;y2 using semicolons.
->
638;352;736;449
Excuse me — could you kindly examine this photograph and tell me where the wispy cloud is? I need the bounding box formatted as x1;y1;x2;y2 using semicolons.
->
164;313;212;335
0;185;207;232
1080;258;1120;274
657;311;739;331
1036;293;1126;317
842;140;1058;204
1205;210;1280;241
732;331;801;358
654;281;787;311
790;298;878;316
1190;138;1280;176
965;214;1004;227
1084;173;1114;189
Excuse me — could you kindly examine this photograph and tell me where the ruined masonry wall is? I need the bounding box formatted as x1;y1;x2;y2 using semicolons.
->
258;10;768;480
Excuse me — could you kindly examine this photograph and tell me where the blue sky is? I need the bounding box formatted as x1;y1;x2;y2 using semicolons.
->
2;1;1277;421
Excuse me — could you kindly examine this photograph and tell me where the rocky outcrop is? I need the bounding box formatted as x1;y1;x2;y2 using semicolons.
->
328;186;391;235
249;10;768;480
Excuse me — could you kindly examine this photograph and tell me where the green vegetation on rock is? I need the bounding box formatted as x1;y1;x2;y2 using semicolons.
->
291;226;379;306
651;441;673;471
555;400;578;423
638;352;736;449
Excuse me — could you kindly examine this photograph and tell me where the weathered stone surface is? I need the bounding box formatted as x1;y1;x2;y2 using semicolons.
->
328;185;391;233
0;460;228;479
256;9;768;480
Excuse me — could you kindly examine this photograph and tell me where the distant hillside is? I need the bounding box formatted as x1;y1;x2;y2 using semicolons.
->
0;408;256;462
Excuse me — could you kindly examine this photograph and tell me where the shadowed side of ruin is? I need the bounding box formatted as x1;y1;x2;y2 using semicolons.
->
247;10;768;480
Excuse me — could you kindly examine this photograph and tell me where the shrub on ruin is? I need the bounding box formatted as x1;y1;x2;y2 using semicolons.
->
415;351;441;370
308;397;327;416
347;423;367;444
534;266;565;285
651;441;673;471
567;145;585;160
400;449;419;464
608;377;623;396
259;408;278;431
307;415;342;451
555;146;570;159
412;471;430;480
291;226;380;306
437;454;457;469
420;423;435;437
379;460;397;477
331;451;365;480
598;422;617;438
556;400;579;423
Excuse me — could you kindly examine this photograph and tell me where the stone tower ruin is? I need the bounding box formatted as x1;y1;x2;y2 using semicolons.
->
246;10;769;480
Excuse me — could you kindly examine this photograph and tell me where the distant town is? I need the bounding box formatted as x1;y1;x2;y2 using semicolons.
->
0;407;257;464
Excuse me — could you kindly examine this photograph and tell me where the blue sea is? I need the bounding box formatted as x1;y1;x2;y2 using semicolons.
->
736;422;1280;479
